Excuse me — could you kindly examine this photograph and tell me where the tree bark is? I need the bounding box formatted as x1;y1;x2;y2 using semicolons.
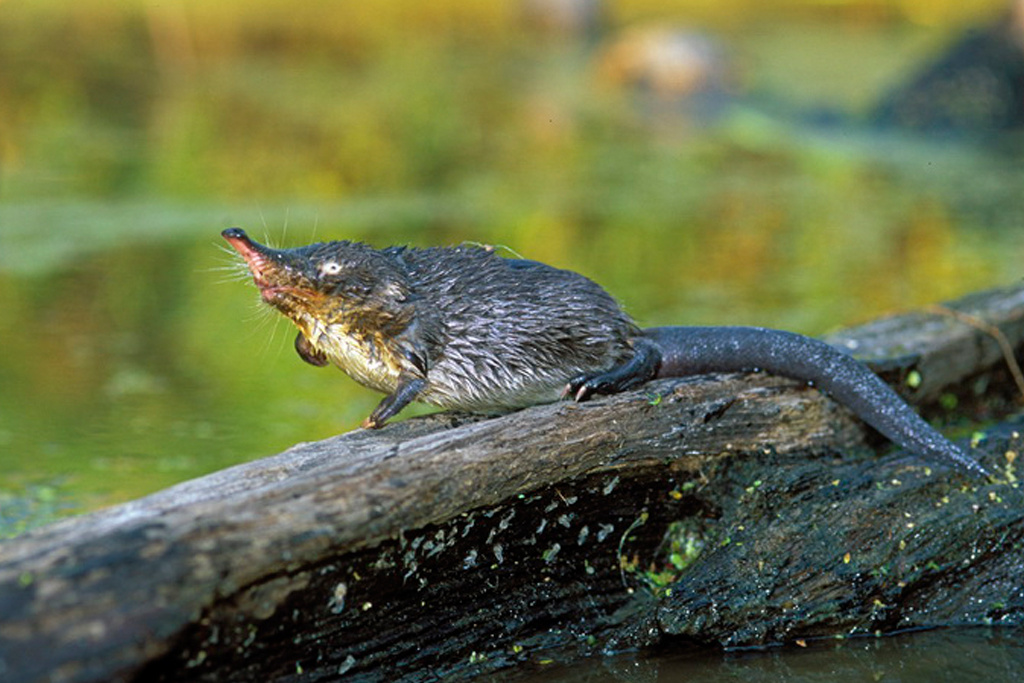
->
2;285;1024;683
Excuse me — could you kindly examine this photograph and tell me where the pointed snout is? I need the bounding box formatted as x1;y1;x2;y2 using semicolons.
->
222;227;279;284
221;227;262;259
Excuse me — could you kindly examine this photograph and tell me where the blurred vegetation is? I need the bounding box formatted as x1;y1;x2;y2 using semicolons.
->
0;0;1022;513
0;483;73;538
0;0;1009;199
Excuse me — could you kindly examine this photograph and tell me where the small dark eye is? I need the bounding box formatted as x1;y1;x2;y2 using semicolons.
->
319;261;343;276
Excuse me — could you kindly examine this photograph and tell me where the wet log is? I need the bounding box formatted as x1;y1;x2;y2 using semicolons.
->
2;285;1024;683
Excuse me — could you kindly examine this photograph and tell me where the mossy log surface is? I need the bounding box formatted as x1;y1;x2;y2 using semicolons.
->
3;285;1024;683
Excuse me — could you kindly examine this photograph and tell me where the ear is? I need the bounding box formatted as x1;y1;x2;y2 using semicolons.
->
295;332;329;367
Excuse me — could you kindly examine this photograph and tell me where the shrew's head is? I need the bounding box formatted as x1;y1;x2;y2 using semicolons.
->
221;228;414;335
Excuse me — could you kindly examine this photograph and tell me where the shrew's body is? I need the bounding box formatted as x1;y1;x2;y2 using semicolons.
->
222;228;988;476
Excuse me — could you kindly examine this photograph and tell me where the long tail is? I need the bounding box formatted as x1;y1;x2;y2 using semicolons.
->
642;326;989;476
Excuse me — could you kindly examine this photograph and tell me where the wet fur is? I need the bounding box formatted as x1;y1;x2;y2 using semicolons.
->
241;239;638;413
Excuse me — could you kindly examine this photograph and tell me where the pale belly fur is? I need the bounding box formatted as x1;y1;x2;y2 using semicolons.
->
300;317;567;414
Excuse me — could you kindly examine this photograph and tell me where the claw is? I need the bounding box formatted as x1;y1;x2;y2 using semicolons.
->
564;374;591;401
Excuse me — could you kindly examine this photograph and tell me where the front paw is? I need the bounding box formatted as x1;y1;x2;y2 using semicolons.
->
361;416;384;429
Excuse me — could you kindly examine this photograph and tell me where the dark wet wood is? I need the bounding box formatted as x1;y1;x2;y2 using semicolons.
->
2;285;1024;683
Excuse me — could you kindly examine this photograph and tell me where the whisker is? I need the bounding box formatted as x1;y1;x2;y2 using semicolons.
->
253;203;274;249
257;202;268;234
255;309;289;360
213;276;254;287
211;244;249;264
244;298;276;326
272;315;287;359
213;241;240;256
204;247;254;283
204;262;250;274
255;310;275;354
205;258;250;273
210;273;254;286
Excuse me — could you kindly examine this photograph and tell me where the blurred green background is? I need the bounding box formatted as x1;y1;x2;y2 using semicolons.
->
1;0;1023;525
